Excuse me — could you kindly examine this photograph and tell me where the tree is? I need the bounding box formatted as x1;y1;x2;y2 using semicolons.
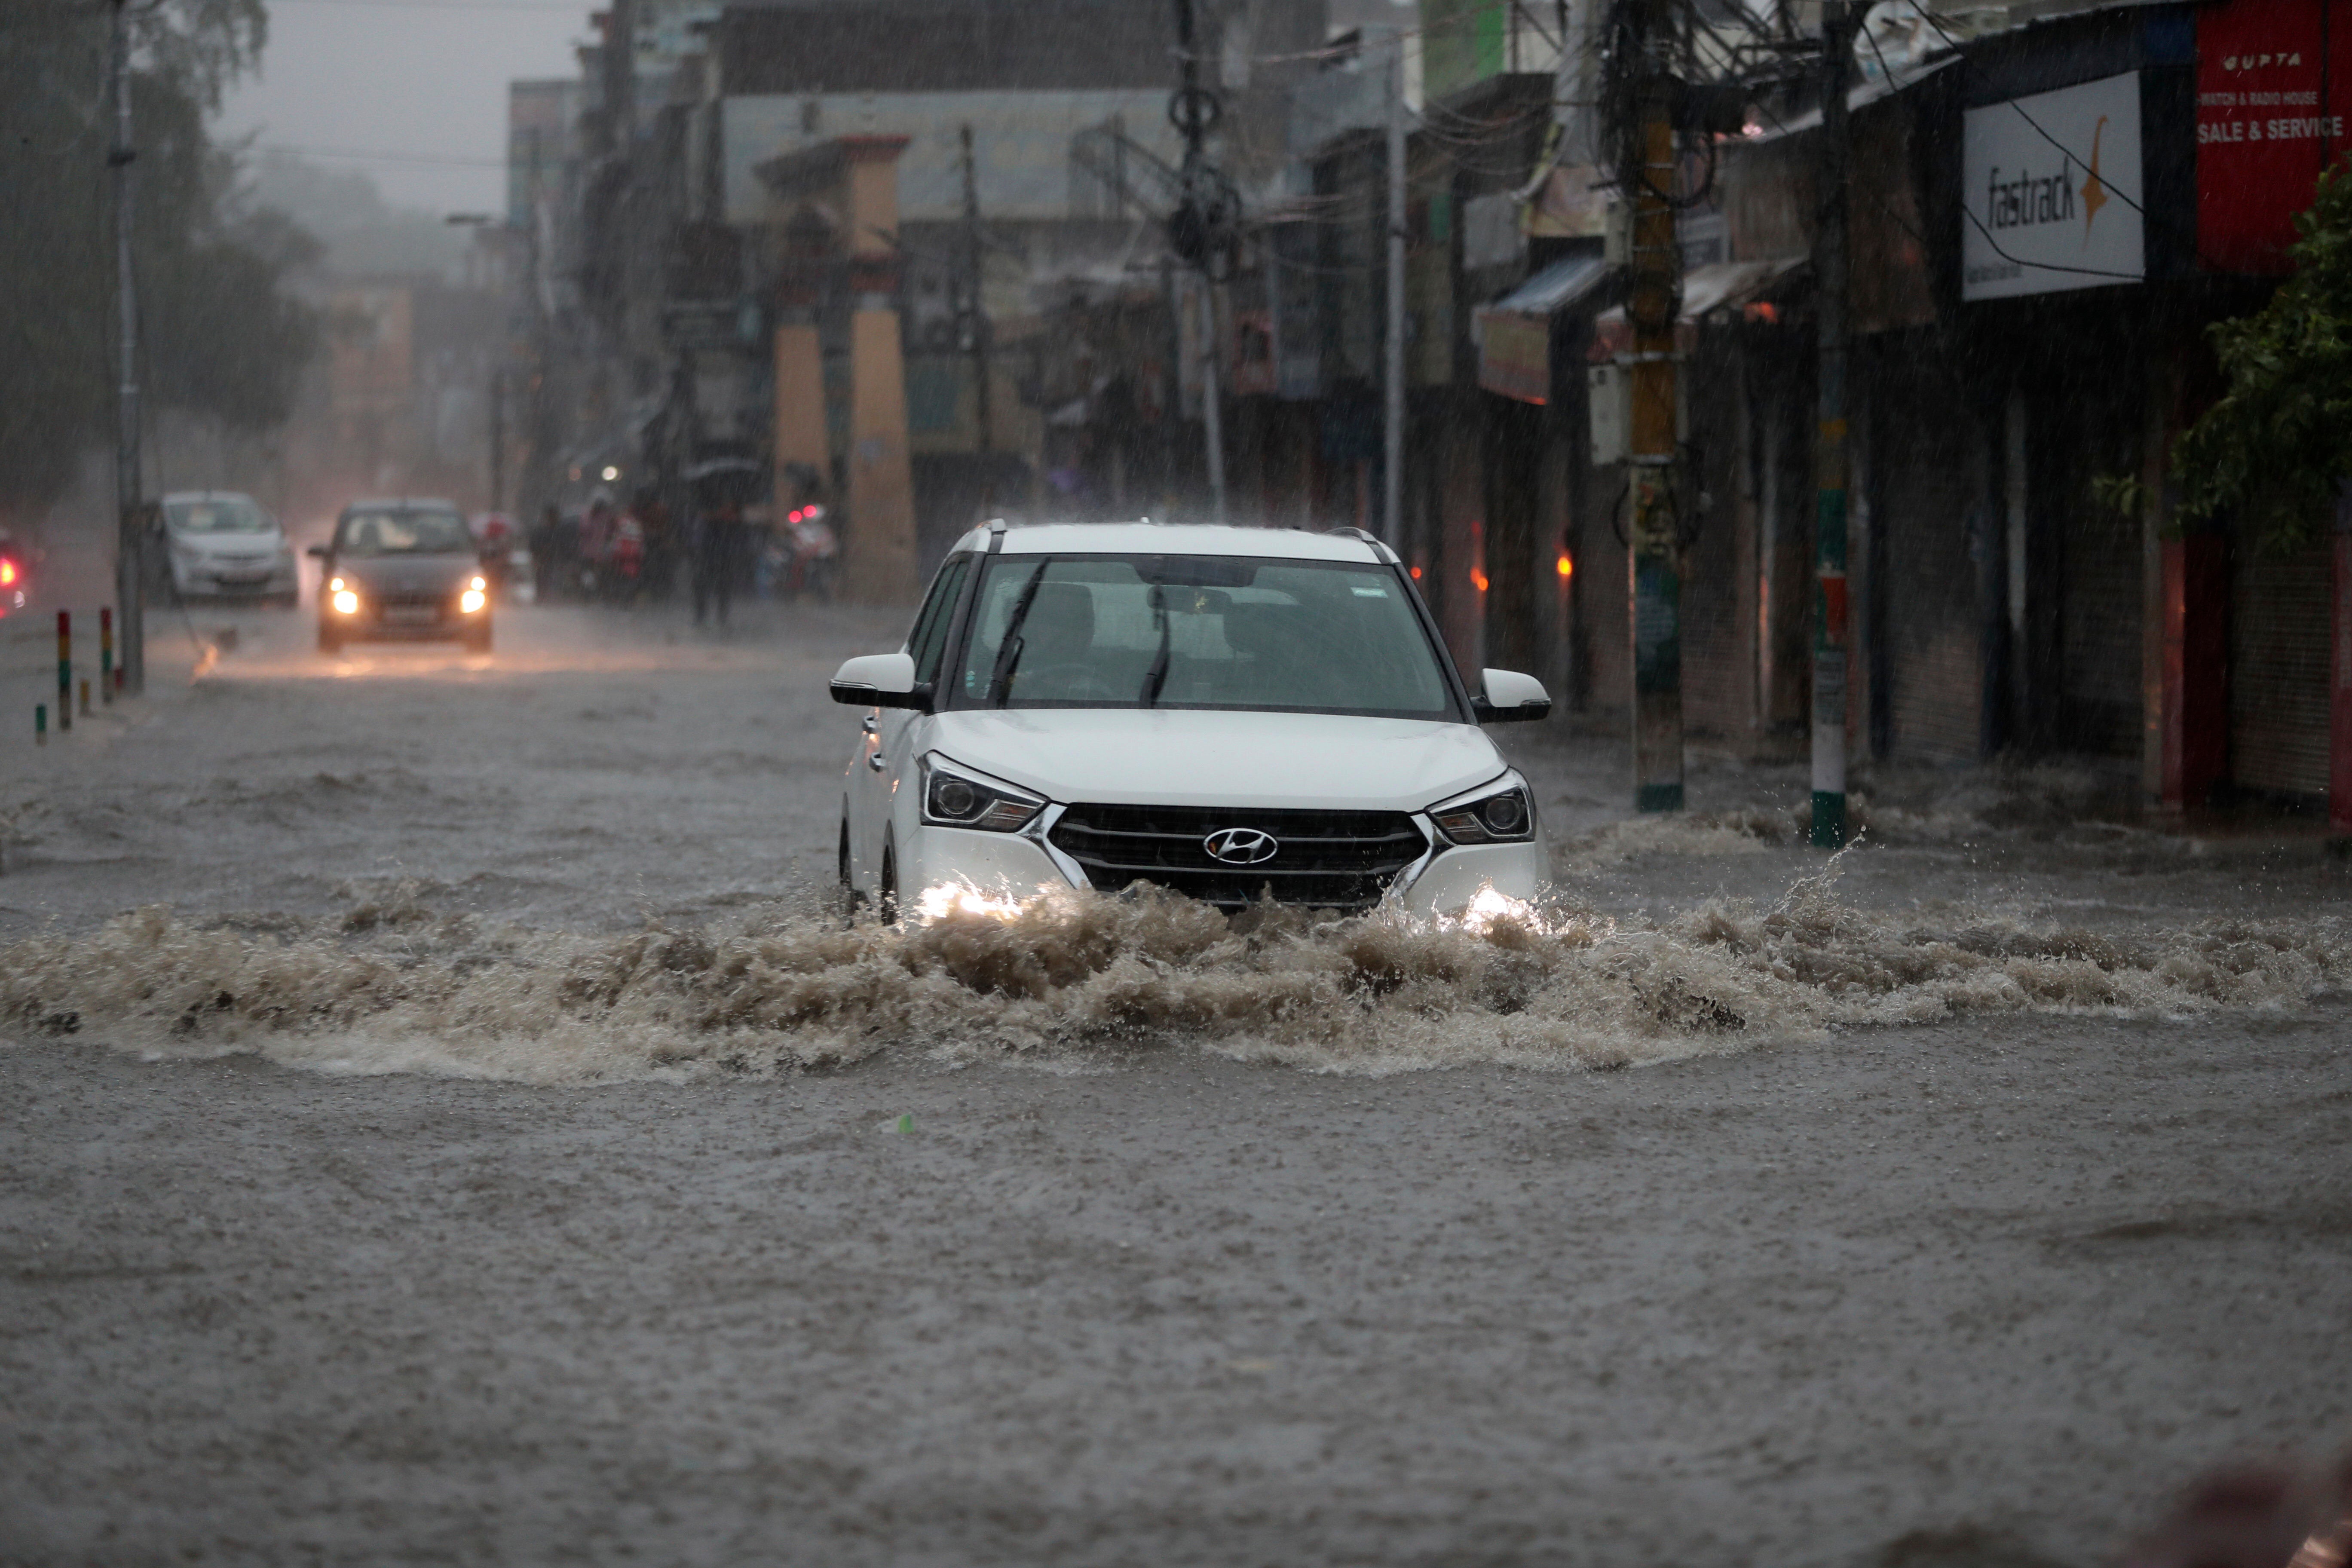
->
0;0;312;520
2174;161;2352;553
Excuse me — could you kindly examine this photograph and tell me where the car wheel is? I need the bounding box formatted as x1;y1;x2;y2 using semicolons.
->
464;621;492;654
317;623;341;655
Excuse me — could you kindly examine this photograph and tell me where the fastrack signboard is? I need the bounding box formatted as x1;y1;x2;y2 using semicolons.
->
1963;72;2145;300
2196;0;2352;274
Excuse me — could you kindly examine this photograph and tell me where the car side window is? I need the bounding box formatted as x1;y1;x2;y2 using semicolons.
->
908;555;971;687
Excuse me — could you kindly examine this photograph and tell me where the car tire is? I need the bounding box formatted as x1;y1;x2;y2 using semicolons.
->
878;841;899;925
317;624;342;655
464;622;492;654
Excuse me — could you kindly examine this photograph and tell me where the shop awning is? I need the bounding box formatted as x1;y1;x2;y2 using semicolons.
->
1491;254;1612;318
1589;255;1808;359
1473;255;1612;404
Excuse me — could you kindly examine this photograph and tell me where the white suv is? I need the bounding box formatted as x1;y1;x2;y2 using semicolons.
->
830;522;1553;918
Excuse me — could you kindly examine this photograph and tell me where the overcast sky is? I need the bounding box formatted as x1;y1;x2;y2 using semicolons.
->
214;0;590;214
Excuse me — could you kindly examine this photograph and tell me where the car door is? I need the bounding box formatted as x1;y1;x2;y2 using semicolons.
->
848;554;970;889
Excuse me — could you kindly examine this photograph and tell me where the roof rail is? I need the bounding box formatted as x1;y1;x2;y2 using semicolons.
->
1326;526;1399;564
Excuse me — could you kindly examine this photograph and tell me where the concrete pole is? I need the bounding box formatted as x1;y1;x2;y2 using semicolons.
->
1627;0;1682;813
1383;27;1406;548
1810;1;1858;848
110;0;145;696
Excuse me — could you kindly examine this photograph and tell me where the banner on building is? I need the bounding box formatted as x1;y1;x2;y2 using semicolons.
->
2196;0;2352;274
1961;71;2145;300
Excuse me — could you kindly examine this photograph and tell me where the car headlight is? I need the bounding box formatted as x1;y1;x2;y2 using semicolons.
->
331;589;360;615
460;588;487;614
919;755;1046;833
1427;775;1535;845
469;575;486;591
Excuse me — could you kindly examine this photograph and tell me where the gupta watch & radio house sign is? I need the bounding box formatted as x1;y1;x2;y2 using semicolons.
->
1961;71;2146;301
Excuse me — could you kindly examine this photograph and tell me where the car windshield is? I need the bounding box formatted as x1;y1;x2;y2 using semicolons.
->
167;497;273;534
947;553;1458;719
336;508;475;556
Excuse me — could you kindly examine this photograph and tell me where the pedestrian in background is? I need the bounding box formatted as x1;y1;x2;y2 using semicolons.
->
693;495;747;627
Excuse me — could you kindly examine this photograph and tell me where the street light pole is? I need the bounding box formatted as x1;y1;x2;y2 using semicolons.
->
1383;26;1406;548
109;0;145;696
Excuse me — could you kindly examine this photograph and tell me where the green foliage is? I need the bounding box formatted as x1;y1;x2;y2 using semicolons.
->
2088;471;2151;521
2175;160;2352;552
0;0;311;519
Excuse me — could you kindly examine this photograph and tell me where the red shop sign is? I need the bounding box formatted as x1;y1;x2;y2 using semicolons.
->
2197;0;2352;274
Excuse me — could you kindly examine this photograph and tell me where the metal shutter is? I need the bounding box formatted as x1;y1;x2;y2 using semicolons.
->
1878;349;1983;762
2230;542;2332;799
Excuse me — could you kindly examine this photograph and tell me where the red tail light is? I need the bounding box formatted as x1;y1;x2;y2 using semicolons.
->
0;559;17;586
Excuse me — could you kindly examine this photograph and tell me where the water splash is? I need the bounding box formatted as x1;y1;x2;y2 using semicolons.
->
3;873;2343;1085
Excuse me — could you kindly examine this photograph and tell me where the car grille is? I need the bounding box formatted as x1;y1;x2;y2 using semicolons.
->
374;591;445;619
1048;803;1427;911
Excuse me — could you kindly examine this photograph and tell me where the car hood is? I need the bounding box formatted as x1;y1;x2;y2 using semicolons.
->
337;554;476;594
923;708;1508;812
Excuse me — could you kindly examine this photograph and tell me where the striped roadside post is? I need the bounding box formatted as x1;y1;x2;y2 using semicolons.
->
56;611;71;734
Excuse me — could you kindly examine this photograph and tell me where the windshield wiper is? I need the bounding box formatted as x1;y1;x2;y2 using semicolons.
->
985;561;1050;707
1139;583;1172;706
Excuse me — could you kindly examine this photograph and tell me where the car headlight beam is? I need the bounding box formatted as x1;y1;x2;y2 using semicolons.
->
1427;775;1536;845
331;588;360;615
460;588;487;614
919;755;1046;833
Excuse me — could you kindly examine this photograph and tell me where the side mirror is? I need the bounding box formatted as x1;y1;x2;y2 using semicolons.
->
830;651;931;711
306;545;331;561
1472;668;1552;723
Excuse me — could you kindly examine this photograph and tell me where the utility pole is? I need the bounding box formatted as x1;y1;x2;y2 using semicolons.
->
1626;0;1682;812
489;368;506;513
1810;1;1858;847
958;124;995;509
1382;26;1406;548
109;0;144;695
1170;0;1228;524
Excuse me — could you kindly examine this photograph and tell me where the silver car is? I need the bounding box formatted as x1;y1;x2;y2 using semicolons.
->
159;492;299;607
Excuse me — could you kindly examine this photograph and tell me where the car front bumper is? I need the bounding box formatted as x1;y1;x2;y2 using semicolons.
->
174;559;297;597
896;812;1549;919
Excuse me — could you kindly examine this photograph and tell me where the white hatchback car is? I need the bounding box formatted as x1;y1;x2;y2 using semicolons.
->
159;491;300;607
830;522;1553;918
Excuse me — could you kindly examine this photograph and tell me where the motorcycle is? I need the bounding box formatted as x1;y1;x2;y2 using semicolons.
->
780;505;838;600
0;529;27;620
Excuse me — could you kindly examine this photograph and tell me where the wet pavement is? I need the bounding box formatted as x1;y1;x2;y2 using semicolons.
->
2;585;2348;1566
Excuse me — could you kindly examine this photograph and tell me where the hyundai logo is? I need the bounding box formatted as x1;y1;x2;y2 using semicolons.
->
1203;827;1279;865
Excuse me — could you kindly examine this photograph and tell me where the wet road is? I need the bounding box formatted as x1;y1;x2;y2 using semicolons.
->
2;589;2349;1567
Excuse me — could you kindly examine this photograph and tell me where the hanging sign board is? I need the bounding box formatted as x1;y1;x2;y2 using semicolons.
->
1475;309;1549;404
1961;71;2145;300
2196;0;2352;275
